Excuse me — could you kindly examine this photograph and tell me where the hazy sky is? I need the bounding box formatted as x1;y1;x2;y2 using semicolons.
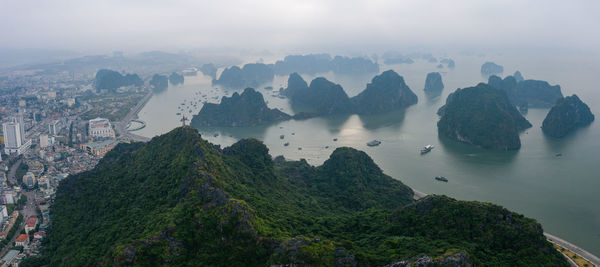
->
1;0;598;53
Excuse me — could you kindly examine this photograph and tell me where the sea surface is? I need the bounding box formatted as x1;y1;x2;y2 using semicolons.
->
136;51;600;255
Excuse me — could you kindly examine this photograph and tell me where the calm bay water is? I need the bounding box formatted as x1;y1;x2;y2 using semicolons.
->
137;51;600;255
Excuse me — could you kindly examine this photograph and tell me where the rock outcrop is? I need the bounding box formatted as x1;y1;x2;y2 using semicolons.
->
423;72;444;95
273;54;379;75
481;62;504;77
351;70;418;114
213;63;274;88
168;72;184;85
440;58;456;68
94;69;143;92
385;251;472;267
516;80;563;107
437;83;532;150
513;70;524;82
290;77;354;115
191;88;291;127
542;94;595;137
488;75;563;108
149;74;168;92
280;72;308;98
199;63;218;79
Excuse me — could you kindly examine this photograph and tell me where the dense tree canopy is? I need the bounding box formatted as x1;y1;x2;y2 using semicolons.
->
32;127;565;266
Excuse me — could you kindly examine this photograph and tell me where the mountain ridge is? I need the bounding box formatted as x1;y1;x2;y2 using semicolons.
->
31;126;567;266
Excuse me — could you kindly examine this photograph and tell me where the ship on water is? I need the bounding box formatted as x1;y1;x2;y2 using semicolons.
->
420;144;434;154
367;140;381;147
435;176;448;182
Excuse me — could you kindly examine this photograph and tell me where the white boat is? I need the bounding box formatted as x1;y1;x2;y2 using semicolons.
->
420;144;434;154
367;140;381;147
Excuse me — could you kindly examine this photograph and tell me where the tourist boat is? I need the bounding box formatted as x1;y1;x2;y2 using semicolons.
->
435;176;448;182
420;144;434;154
367;140;381;147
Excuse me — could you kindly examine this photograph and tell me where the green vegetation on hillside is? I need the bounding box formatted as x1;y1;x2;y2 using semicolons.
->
351;70;418;114
488;75;563;108
542;94;595;138
280;72;308;98
191;88;291;127
213;63;274;89
168;72;184;85
32;127;566;266
423;72;444;95
481;62;503;77
149;74;168;92
437;83;532;150
290;77;354;115
94;69;143;93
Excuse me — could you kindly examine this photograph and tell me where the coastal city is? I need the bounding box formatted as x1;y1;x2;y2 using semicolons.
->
1;54;599;266
0;67;152;265
1;1;599;263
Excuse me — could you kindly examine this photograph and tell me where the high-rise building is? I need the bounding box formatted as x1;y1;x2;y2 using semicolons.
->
40;134;49;148
2;121;29;155
49;120;61;136
11;113;25;142
2;122;22;154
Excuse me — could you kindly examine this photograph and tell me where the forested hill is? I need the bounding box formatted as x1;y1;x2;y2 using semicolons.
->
437;83;532;150
31;127;566;266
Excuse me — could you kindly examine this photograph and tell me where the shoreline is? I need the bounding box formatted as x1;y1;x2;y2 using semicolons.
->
114;90;152;142
545;233;600;267
412;189;599;266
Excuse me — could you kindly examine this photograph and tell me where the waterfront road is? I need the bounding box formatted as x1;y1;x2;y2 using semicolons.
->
546;232;600;267
114;91;152;142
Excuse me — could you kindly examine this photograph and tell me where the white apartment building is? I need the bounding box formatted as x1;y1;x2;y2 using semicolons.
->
3;122;22;155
